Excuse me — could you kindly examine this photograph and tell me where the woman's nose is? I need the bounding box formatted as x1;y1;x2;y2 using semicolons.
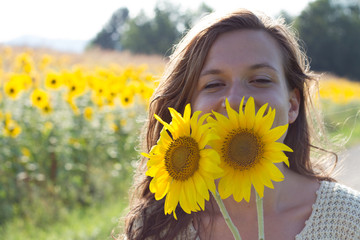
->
225;83;247;112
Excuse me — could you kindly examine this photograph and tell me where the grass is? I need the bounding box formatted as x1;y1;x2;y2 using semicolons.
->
0;198;128;240
322;101;360;147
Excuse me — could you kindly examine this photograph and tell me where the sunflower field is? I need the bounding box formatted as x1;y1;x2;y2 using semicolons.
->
0;46;166;238
0;45;360;239
318;75;360;145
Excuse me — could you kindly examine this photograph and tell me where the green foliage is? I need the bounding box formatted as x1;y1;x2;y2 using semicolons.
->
92;1;213;56
121;4;180;55
322;101;360;146
294;0;360;80
0;199;127;240
89;8;130;50
0;89;142;226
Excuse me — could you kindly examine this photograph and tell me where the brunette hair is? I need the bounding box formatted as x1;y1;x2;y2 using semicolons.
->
123;9;337;240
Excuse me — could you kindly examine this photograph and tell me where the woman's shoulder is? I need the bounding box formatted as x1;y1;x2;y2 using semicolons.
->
296;181;360;239
318;180;360;203
314;180;360;218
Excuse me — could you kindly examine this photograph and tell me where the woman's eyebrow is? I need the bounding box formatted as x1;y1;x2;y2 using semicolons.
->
249;63;279;73
200;69;223;77
200;63;279;77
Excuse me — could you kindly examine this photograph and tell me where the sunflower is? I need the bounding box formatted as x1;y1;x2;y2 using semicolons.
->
65;95;80;115
3;118;22;138
41;103;53;115
119;88;134;108
45;72;63;90
143;104;222;219
208;97;292;202
138;82;154;106
83;107;93;121
31;88;50;109
15;52;33;74
4;78;23;100
64;72;87;98
39;54;53;70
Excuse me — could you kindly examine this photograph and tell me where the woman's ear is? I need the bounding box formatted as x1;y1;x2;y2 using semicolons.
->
288;88;300;124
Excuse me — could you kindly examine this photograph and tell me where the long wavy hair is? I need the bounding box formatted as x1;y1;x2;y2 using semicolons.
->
124;9;337;240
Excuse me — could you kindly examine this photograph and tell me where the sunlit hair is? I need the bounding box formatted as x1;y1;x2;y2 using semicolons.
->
124;9;337;240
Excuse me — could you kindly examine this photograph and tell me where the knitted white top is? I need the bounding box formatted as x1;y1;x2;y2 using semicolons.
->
295;181;360;239
184;181;360;240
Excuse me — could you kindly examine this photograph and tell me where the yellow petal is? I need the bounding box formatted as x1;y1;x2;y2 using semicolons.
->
262;124;288;143
263;151;290;167
146;166;158;177
262;161;285;182
158;128;173;145
193;172;210;201
165;181;180;214
242;174;252;202
183;103;191;121
169;108;189;137
232;173;245;202
154;178;170;200
199;156;223;176
147;154;164;168
212;111;232;131
218;169;235;199
185;178;198;210
250;170;265;198
199;171;217;193
154;114;175;132
141;152;151;158
197;192;205;210
200;148;220;164
206;115;216;124
225;98;239;128
253;103;268;132
257;108;275;134
238;97;246;127
254;163;274;189
179;183;192;213
198;112;211;125
265;142;293;153
198;130;218;149
149;177;157;193
190;111;201;138
244;97;255;129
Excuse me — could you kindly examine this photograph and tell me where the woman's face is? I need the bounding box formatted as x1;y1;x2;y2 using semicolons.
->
191;30;299;131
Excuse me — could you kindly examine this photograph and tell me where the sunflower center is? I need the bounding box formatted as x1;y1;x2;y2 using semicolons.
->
223;129;264;170
165;136;200;181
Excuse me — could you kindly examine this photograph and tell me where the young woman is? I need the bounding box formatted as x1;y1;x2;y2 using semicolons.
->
123;9;360;240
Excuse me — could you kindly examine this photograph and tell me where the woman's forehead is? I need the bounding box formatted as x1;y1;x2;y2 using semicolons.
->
202;30;284;73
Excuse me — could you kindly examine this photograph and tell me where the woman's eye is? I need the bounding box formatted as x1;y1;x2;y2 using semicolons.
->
204;82;225;89
251;78;272;84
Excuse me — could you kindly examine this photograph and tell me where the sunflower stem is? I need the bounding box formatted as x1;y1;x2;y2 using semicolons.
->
211;190;242;240
256;192;265;240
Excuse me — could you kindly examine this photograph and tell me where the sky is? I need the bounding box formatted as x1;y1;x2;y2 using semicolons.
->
0;0;314;43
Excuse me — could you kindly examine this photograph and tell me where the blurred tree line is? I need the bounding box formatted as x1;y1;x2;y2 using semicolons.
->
293;0;360;81
89;0;360;81
89;1;212;55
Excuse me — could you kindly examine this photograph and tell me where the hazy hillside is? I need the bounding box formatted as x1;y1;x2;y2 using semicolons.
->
2;35;88;53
